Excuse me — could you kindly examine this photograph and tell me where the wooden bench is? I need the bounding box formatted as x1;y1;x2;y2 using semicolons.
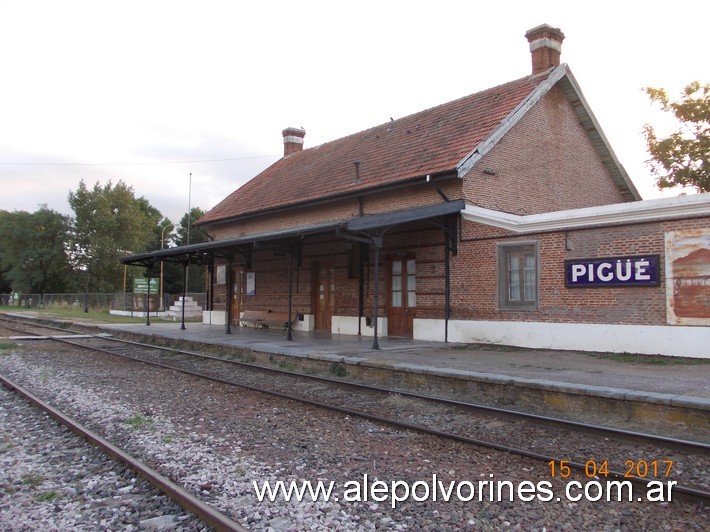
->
240;310;297;330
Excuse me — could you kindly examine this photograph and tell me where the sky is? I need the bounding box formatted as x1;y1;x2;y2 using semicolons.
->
1;0;708;225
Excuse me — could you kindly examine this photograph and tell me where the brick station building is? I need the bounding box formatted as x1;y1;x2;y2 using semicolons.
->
123;25;710;358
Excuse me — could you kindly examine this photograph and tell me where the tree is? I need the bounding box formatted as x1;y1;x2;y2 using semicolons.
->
0;207;75;294
165;207;208;293
643;81;710;192
68;180;163;292
0;211;12;293
172;207;208;248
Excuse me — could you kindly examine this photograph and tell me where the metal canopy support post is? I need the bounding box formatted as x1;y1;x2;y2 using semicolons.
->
146;267;152;327
225;259;232;334
337;231;383;350
442;215;458;343
444;220;451;343
180;258;188;330
370;234;383;350
357;242;366;336
337;227;391;350
207;262;213;315
287;250;293;341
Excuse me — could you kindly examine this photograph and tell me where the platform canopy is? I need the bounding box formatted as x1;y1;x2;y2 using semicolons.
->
121;199;464;267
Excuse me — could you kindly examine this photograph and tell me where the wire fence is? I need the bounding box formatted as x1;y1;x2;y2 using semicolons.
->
0;293;207;312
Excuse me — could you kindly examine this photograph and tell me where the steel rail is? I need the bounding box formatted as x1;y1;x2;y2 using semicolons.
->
33;334;710;503
98;334;710;454
0;373;247;532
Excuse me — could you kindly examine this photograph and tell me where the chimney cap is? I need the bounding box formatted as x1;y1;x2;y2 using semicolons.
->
282;126;306;138
525;23;565;41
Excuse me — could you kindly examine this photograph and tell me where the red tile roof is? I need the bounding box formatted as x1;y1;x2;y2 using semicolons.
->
199;73;548;225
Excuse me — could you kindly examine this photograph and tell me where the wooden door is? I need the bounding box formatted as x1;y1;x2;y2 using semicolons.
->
314;263;335;331
388;257;416;337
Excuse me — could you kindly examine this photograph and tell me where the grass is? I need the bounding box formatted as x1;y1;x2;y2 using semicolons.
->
453;342;527;352
0;443;16;454
39;367;52;384
329;362;347;377
589;352;710;365
21;473;44;487
454;341;709;366
1;305;142;324
125;414;153;429
277;359;296;372
35;491;58;502
0;305;198;325
0;341;20;351
239;352;257;364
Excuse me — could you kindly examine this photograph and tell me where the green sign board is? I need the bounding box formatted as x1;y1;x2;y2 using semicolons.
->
133;278;159;294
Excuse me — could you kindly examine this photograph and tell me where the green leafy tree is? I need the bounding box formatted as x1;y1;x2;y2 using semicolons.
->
165;207;208;293
68;180;163;292
0;211;12;293
643;81;710;192
172;207;207;247
0;207;75;295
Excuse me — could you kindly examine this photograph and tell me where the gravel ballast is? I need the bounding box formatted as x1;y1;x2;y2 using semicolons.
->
0;384;205;530
0;347;707;530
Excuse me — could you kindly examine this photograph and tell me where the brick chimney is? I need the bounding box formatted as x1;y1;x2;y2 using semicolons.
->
282;127;306;157
525;24;565;75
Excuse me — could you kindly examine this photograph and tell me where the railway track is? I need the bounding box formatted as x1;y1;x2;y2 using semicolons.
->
0;316;246;531
2;314;708;505
0;373;246;531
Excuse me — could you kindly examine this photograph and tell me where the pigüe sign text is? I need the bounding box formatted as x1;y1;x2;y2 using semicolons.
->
565;255;660;287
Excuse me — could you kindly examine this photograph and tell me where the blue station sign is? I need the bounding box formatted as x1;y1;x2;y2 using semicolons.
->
565;255;661;288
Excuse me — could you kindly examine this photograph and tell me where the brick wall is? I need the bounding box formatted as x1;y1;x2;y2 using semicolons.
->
212;220;450;322
452;215;710;326
210;208;709;330
463;85;628;214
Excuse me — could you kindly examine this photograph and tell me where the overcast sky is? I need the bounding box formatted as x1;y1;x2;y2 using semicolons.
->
1;0;707;224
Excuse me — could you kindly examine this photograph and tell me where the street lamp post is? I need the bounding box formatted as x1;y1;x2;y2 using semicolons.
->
83;265;89;313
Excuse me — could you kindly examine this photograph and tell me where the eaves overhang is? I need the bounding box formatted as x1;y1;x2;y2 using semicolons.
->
346;199;464;232
123;200;465;266
121;220;344;266
196;170;459;229
461;193;710;234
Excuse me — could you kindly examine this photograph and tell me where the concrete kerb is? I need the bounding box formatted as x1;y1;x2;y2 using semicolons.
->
672;396;710;409
302;352;709;441
306;353;709;413
621;390;682;406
